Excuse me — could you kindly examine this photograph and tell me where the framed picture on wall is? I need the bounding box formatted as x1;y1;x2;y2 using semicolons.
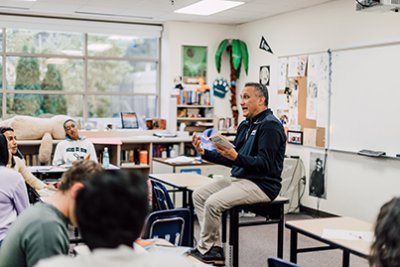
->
182;45;207;84
287;130;303;145
121;112;139;129
259;65;270;86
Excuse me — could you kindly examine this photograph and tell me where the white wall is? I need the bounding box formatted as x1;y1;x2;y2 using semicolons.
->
160;21;237;130
235;0;400;222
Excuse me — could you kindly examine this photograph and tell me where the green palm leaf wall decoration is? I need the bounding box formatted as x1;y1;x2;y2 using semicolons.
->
214;39;249;126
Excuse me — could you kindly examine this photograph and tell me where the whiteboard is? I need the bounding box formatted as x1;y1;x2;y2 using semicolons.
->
330;44;400;157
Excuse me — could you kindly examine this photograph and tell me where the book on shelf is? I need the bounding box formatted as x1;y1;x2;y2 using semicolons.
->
178;90;213;105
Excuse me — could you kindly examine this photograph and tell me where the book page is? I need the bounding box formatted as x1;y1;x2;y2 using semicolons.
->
209;134;235;149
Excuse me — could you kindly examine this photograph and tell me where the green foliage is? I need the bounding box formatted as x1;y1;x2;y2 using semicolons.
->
13;46;43;116
214;39;249;78
41;64;67;114
215;39;229;73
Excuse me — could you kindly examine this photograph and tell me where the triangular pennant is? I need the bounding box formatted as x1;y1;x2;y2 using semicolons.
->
259;36;273;54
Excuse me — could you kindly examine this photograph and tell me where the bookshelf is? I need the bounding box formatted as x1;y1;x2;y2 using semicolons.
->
176;89;215;134
16;131;194;178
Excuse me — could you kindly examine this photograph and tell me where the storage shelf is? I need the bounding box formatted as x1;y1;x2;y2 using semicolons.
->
177;117;213;121
177;105;214;108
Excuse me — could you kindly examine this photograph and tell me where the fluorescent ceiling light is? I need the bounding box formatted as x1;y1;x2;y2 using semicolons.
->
11;0;37;2
174;0;244;16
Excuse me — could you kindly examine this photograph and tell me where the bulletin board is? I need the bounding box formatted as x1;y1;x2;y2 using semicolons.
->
277;53;329;148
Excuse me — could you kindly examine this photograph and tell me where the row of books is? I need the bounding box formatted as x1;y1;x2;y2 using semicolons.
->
152;144;180;158
120;149;149;165
177;90;213;105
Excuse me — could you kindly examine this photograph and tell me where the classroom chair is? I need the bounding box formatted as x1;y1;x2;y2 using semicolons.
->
151;180;175;210
142;208;192;246
180;168;202;174
268;257;301;267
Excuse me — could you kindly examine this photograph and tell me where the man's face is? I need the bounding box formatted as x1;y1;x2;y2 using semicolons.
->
64;121;79;141
3;130;18;155
240;86;265;119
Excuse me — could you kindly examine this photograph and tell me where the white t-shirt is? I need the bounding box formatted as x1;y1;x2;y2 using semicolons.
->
52;137;98;166
35;245;200;267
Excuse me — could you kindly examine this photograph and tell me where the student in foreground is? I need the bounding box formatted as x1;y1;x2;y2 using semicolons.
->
0;134;30;246
190;83;286;265
0;160;103;267
36;170;199;267
52;119;98;166
370;197;400;267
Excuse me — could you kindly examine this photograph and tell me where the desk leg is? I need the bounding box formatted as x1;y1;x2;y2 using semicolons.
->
290;230;298;263
277;206;284;258
342;250;350;267
188;190;194;247
222;212;227;243
229;207;239;267
182;189;188;208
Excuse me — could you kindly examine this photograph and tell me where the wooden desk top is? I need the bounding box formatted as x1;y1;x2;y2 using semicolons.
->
286;217;373;256
149;173;214;191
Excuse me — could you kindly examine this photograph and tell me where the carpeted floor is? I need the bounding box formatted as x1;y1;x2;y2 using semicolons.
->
194;213;369;267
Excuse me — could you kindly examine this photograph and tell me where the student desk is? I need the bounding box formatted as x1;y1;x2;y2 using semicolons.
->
285;217;372;267
152;157;231;178
149;172;213;208
28;164;119;179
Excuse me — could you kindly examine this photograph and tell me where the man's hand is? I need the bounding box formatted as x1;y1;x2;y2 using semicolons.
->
192;132;205;155
214;143;238;161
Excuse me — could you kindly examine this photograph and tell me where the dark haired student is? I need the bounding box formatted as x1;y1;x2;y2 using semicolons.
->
189;83;286;265
0;133;29;247
370;197;400;267
52;119;97;166
36;170;197;267
0;127;55;193
0;160;102;267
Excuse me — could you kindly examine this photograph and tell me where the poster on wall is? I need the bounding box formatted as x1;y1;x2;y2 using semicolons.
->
259;65;270;86
309;152;327;199
182;45;207;84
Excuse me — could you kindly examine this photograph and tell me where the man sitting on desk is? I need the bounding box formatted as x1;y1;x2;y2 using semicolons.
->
53;119;98;166
189;83;286;265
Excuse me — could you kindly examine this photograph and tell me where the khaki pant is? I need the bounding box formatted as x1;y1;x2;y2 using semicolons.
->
192;177;271;254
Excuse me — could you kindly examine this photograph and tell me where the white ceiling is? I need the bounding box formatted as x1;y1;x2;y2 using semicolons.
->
0;0;337;25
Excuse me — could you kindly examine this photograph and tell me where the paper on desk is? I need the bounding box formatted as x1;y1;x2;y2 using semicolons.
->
322;229;373;241
165;156;196;164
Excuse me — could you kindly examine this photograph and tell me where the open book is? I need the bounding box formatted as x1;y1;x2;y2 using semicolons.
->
205;133;235;149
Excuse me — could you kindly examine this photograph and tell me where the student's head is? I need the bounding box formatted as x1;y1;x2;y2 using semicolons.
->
0;127;17;155
0;134;10;166
57;160;103;226
63;119;79;141
370;197;400;267
240;82;268;119
75;170;149;250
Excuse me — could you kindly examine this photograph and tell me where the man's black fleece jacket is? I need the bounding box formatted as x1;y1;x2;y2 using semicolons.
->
202;109;286;200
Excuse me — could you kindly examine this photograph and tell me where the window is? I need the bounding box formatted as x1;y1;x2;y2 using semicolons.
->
0;24;160;126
